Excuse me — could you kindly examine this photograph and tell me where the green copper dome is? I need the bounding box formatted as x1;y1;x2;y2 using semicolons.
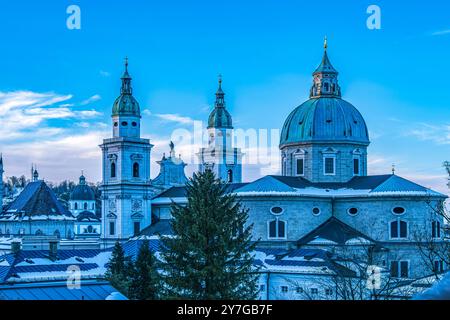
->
280;41;369;147
280;97;370;147
112;59;141;117
207;77;233;129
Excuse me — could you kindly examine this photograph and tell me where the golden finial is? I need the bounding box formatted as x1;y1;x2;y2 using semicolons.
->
324;36;328;50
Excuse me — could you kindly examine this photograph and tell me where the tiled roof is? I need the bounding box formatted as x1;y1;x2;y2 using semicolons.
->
0;280;127;300
1;181;74;221
139;219;173;236
297;217;377;246
153;183;249;199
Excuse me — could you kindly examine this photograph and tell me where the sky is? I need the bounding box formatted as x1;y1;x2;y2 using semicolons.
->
0;0;449;194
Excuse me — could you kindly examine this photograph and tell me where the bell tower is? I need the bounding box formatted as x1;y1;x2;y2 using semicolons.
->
198;76;243;183
100;59;153;241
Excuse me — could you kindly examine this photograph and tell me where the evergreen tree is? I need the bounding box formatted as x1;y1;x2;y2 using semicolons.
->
129;240;160;300
105;241;131;296
161;170;259;300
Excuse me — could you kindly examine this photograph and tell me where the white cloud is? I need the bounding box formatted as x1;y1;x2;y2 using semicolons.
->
431;29;450;36
99;70;111;77
80;94;101;106
154;113;196;125
406;123;450;145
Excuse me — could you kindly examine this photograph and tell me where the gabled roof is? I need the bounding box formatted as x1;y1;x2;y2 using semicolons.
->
0;280;127;300
297;217;377;246
234;176;295;193
233;174;446;198
153;183;249;200
1;181;74;221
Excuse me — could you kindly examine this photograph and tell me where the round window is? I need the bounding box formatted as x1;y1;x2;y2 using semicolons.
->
270;207;283;215
114;122;118;127
312;207;321;216
132;122;137;127
122;121;128;126
392;207;406;215
348;207;358;216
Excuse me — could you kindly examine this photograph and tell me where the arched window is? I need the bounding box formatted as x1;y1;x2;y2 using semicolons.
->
87;225;94;233
74;203;78;210
432;221;441;239
35;229;43;236
67;229;73;239
92;203;95;210
323;82;329;92
268;219;286;239
390;220;408;239
227;169;233;183
111;162;116;178
133;162;140;178
54;230;61;239
84;202;88;210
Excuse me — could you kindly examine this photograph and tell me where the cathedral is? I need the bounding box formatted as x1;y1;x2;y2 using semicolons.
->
0;40;447;295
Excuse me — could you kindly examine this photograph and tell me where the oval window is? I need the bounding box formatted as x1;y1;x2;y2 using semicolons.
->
312;207;321;216
270;207;283;215
348;207;358;216
122;121;128;126
392;207;406;215
114;122;118;127
132;122;137;127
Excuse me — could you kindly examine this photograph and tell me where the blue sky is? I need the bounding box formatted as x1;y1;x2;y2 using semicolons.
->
0;0;449;194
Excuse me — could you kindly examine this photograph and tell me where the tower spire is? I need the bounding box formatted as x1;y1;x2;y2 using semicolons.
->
310;38;341;98
121;57;132;95
215;74;225;108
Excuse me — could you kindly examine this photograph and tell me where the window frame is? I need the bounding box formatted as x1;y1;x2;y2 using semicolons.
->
295;156;305;176
109;221;116;236
432;220;441;239
389;219;408;240
353;157;360;176
267;218;287;240
390;260;409;278
323;156;336;176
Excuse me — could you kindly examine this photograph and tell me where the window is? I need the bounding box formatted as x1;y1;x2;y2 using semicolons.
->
391;261;409;278
311;288;318;295
270;207;283;215
111;162;116;178
54;230;61;239
312;207;321;216
432;221;441;238
268;219;286;239
132;122;137;127
134;222;141;236
92;203;95;210
87;225;94;233
35;229;43;236
227;169;233;183
133;162;140;178
296;287;303;294
74;203;78;210
109;222;115;236
260;285;265;292
434;260;444;274
280;286;288;293
390;220;408;239
84;202;88;210
324;157;335;175
348;207;358;216
353;158;360;175
392;207;406;215
121;121;128;126
325;289;333;296
296;158;304;176
114;122;118;127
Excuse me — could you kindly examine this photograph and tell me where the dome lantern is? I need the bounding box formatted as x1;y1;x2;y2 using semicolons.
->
207;75;233;129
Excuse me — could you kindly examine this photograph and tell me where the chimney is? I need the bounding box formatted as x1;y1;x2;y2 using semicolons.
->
49;240;58;260
11;241;21;255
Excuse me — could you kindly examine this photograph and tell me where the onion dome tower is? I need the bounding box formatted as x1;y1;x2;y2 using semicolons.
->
198;76;243;183
280;39;370;183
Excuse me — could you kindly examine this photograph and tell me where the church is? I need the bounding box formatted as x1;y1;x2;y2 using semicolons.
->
98;40;446;282
0;40;447;297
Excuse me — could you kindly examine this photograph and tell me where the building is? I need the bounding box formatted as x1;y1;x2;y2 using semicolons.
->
0;169;76;238
69;174;101;238
197;77;243;183
150;41;448;286
100;59;154;241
